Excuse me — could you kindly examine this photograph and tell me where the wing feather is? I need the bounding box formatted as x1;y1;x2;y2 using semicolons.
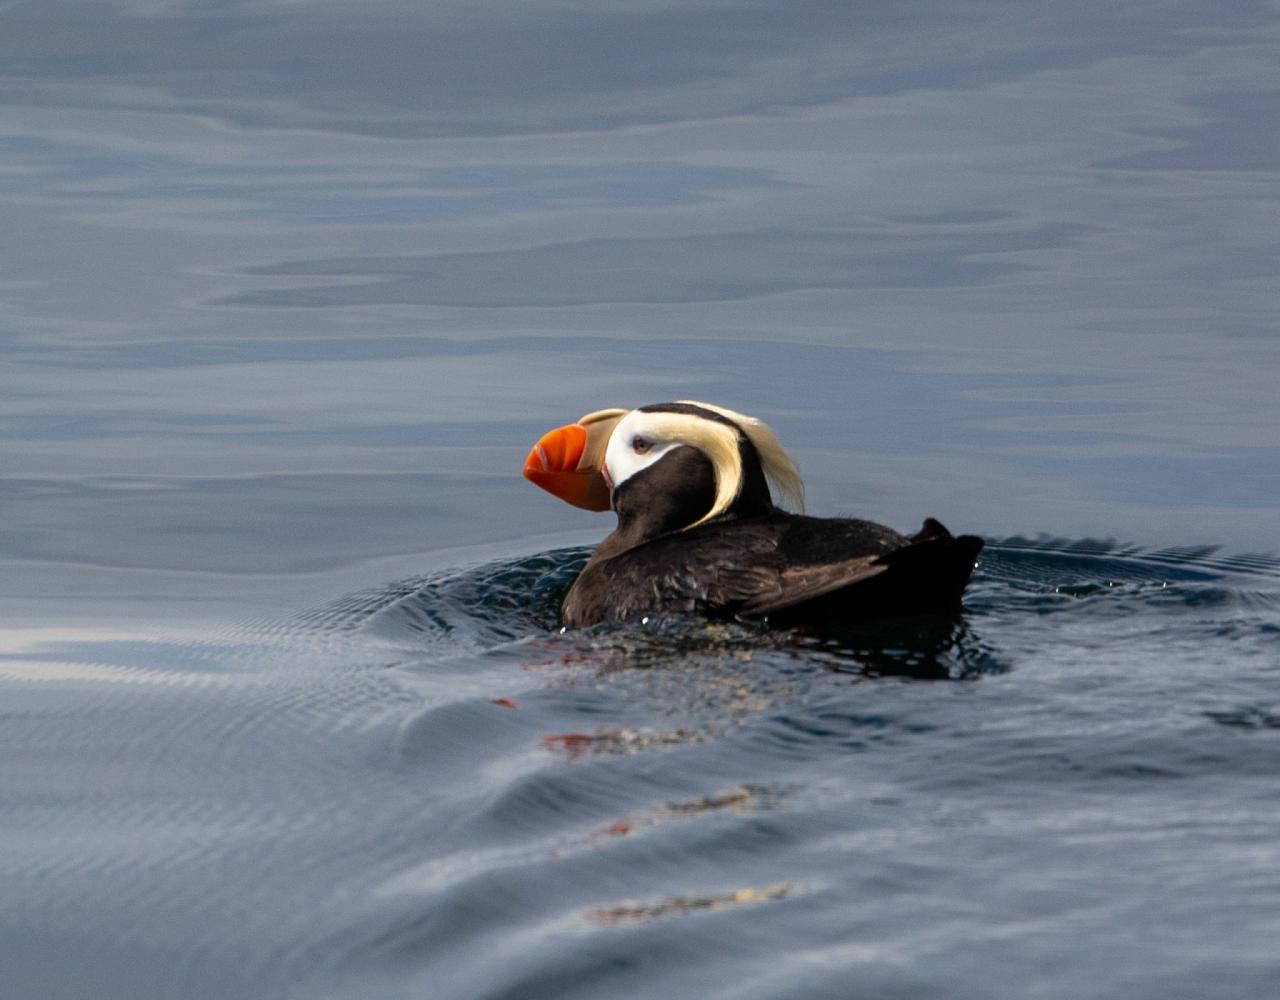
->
561;515;979;627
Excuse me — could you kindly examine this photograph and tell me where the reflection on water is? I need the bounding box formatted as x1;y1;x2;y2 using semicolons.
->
3;0;1280;997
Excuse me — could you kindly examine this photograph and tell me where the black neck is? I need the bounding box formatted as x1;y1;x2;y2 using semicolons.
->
593;441;775;560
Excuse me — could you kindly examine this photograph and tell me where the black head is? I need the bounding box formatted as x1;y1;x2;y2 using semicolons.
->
595;402;795;553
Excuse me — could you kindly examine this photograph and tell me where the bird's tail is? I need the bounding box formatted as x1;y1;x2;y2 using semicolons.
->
873;521;984;611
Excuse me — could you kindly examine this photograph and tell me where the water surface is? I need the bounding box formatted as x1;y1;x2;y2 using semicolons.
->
2;1;1279;997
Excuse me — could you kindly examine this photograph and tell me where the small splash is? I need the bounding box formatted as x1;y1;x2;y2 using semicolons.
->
272;547;589;650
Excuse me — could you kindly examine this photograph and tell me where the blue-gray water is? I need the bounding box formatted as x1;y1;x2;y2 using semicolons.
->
2;2;1279;997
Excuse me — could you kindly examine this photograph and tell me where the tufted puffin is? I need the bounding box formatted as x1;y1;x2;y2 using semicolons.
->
522;401;983;629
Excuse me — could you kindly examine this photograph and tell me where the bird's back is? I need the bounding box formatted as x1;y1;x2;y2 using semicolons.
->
562;513;982;628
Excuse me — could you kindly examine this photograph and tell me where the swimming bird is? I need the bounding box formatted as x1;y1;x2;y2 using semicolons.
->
523;401;983;629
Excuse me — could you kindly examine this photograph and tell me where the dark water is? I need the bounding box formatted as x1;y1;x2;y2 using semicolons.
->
3;1;1280;997
7;542;1280;999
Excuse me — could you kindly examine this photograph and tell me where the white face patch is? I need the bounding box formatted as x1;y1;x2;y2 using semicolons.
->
602;410;684;493
599;402;804;527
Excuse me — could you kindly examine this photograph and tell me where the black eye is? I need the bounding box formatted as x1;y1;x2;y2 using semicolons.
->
631;436;652;455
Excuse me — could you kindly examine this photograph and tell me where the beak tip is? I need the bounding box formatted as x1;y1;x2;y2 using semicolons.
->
521;419;614;511
522;446;545;478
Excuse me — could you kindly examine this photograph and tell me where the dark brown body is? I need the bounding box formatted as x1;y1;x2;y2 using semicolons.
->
563;512;983;628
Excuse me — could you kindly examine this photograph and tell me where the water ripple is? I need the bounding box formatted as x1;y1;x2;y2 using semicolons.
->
6;536;1280;999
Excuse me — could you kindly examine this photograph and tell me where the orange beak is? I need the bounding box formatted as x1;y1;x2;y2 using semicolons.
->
522;410;625;512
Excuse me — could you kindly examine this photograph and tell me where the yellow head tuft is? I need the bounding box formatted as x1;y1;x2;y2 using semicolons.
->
676;401;805;516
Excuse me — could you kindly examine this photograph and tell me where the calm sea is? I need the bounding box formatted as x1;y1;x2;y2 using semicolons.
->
2;2;1279;997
